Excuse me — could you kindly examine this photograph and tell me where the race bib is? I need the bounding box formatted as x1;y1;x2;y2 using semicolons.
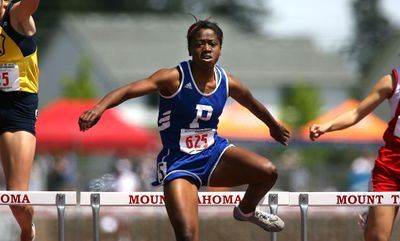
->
179;129;215;154
0;64;20;92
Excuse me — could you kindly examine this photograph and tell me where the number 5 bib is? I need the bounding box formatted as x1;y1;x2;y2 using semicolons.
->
0;64;20;92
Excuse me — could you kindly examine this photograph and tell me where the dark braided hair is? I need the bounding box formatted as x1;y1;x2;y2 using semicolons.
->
186;18;223;48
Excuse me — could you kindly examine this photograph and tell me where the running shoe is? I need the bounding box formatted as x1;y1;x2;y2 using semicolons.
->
358;210;368;230
31;223;36;241
233;206;284;232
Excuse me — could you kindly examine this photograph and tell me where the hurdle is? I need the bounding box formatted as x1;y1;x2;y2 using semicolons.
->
0;191;77;241
289;192;400;241
80;191;290;241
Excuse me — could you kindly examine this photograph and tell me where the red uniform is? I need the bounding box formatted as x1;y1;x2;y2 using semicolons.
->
372;68;400;191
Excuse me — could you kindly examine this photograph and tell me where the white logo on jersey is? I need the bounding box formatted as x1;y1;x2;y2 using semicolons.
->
184;82;193;89
159;110;171;131
190;104;213;128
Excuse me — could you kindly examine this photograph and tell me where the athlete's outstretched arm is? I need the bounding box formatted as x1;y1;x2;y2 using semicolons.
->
14;0;40;16
309;74;394;141
7;0;40;36
79;68;179;131
228;74;290;145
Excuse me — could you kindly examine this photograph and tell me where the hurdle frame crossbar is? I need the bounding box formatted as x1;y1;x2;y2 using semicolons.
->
81;191;400;241
291;192;400;241
79;191;290;206
80;191;290;241
2;191;398;241
0;191;76;241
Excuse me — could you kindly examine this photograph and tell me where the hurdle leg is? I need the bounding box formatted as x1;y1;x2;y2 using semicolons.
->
56;194;65;241
268;193;278;241
299;194;309;241
91;193;101;241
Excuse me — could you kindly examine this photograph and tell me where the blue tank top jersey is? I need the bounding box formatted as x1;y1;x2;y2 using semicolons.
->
157;60;229;154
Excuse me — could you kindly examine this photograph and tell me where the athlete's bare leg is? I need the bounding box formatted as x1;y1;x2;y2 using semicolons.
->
164;178;199;241
364;205;398;241
209;146;277;213
0;131;35;241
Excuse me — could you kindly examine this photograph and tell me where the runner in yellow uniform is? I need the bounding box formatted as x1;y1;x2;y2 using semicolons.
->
0;0;40;240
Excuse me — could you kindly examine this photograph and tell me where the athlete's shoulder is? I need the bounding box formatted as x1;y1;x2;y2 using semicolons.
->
226;72;243;88
151;66;180;81
152;66;181;96
9;0;38;36
371;73;396;99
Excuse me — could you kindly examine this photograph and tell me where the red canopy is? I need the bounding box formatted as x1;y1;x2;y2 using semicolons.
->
36;99;160;154
298;99;387;144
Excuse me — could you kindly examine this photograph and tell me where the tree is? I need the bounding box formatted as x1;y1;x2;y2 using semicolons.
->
280;83;321;130
197;0;269;32
61;57;98;99
347;0;393;76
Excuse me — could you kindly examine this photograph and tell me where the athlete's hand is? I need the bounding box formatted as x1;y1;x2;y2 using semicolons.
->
309;124;329;141
78;109;102;132
269;124;290;146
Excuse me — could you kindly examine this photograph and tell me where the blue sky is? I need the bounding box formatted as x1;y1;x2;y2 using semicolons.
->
263;0;400;52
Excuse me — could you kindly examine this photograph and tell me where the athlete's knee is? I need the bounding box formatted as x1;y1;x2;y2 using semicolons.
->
174;227;197;241
365;233;389;241
365;227;390;241
261;161;278;181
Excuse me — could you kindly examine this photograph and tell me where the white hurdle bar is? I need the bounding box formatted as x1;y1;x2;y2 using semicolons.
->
80;191;290;241
0;191;77;241
290;192;400;241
